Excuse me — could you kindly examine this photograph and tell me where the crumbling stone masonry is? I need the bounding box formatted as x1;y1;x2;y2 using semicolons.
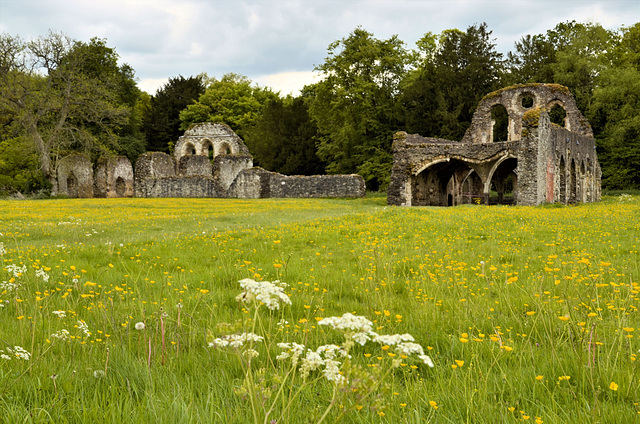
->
55;123;364;200
94;156;134;198
134;122;365;199
55;154;94;198
388;84;601;206
228;168;366;199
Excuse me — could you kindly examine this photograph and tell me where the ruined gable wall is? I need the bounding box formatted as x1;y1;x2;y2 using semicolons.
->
462;84;592;145
56;154;94;198
94;156;134;198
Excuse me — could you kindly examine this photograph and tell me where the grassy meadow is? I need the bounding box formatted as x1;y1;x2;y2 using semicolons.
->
0;195;638;423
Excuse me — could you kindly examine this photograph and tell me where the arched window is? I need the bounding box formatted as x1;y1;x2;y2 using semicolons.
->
491;104;509;142
549;103;566;127
115;177;126;197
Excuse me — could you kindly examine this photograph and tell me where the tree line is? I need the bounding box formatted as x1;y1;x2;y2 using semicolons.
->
1;21;638;194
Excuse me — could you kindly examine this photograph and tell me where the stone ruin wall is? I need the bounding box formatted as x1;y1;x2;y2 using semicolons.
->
94;156;134;198
229;168;366;199
55;154;94;198
389;84;601;207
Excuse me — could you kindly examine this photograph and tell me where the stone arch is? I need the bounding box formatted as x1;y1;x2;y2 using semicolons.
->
202;139;215;160
547;100;568;128
460;169;484;204
411;158;478;206
216;141;232;156
487;156;518;205
491;104;509;142
115;177;126;197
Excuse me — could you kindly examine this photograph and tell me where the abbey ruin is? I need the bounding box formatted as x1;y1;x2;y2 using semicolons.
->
387;84;601;206
53;123;365;199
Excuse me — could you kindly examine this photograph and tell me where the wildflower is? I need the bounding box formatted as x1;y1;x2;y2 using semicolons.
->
7;346;30;360
5;264;26;278
536;375;544;381
1;354;11;360
93;370;105;378
209;332;264;348
429;400;438;410
0;242;5;256
135;322;146;330
77;320;91;337
236;279;291;310
51;329;70;340
318;313;373;345
609;382;618;391
243;349;260;358
35;268;50;282
52;310;66;319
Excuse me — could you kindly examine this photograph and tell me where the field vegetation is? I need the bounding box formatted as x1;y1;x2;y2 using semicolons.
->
0;195;638;423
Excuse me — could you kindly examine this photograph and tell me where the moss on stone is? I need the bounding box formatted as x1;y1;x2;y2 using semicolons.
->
481;83;570;102
522;107;544;128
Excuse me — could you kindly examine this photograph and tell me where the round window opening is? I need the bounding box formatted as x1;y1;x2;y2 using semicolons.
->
521;95;534;109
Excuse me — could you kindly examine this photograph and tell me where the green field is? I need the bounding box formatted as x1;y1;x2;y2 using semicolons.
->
0;196;638;423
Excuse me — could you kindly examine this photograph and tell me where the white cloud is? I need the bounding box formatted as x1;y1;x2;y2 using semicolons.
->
138;78;169;95
253;71;323;96
2;0;639;95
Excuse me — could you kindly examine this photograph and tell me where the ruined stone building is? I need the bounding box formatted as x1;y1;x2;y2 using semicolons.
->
388;84;601;206
54;122;365;199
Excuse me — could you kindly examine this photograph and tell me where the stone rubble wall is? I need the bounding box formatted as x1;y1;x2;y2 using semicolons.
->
178;155;213;177
55;154;94;198
229;168;365;199
94;156;134;198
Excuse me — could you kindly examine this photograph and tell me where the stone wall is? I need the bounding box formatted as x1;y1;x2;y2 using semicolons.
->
134;152;176;197
56;154;94;198
229;168;365;199
213;155;253;191
94;156;134;198
178;155;212;177
140;176;222;198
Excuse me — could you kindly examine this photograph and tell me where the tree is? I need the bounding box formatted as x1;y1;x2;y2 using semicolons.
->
588;23;640;189
307;27;409;190
402;23;504;140
244;96;324;175
142;75;205;153
179;73;278;140
0;32;139;190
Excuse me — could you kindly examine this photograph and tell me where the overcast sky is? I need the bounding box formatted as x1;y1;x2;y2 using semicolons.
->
1;0;638;96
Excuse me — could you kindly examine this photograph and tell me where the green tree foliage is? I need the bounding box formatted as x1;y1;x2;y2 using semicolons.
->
508;21;638;188
179;73;278;139
588;23;640;189
402;23;504;140
307;27;409;190
244;96;324;175
0;32;143;190
142;75;205;153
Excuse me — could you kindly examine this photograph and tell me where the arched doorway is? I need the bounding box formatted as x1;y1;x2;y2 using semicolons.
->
115;177;126;197
487;157;518;205
411;159;477;206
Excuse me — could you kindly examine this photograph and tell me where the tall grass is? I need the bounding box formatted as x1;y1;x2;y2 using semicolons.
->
0;196;638;423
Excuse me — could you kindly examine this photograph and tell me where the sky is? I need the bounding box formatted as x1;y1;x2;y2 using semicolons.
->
1;0;639;96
